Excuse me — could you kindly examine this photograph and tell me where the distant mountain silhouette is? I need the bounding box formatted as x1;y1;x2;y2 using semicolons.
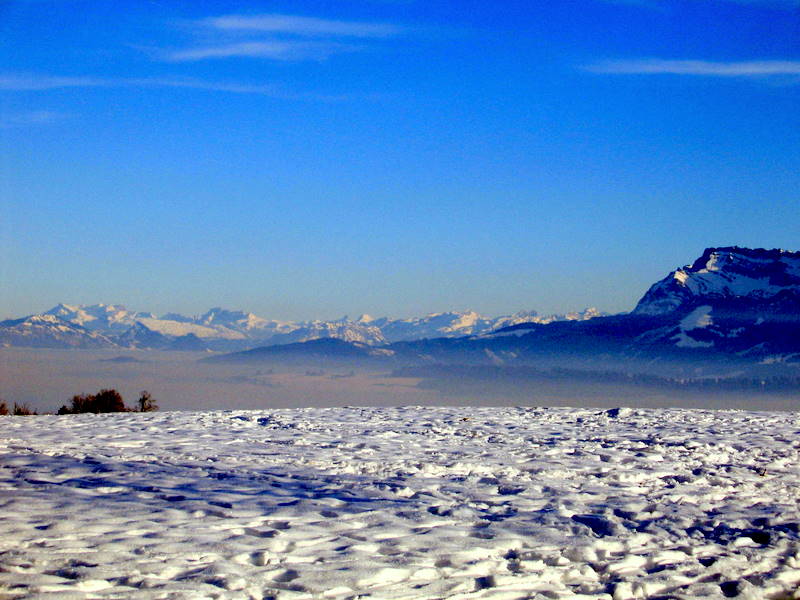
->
5;247;798;362
0;304;602;350
205;337;390;364
206;247;800;366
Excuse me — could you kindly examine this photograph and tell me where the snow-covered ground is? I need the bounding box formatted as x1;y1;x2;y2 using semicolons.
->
1;407;799;599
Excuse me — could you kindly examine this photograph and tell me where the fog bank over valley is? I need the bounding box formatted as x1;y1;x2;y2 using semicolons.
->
3;348;798;414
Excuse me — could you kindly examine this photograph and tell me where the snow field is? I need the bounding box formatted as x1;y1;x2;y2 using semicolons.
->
1;406;799;599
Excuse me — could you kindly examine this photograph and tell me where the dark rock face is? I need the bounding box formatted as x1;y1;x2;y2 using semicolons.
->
204;337;382;364
117;322;170;350
169;333;210;352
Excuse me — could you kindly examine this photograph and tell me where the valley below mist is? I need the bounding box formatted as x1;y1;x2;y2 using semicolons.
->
3;348;798;414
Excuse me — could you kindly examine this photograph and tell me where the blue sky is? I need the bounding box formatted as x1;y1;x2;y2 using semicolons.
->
2;0;799;320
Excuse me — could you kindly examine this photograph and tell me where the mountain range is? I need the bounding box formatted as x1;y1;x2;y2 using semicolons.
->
208;246;800;366
475;246;800;361
5;246;798;366
0;303;602;351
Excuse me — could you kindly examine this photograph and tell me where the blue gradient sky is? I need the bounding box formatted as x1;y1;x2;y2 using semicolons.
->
2;0;799;320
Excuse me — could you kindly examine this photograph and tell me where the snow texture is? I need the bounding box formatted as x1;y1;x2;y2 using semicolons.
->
2;407;800;599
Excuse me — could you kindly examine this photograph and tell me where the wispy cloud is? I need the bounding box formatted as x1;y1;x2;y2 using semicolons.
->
165;40;356;63
132;77;282;95
0;110;68;128
0;73;350;100
586;59;800;76
203;14;401;38
0;74;107;91
162;13;403;63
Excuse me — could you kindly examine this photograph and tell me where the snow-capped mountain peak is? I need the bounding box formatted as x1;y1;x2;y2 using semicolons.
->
199;307;261;328
43;303;154;332
3;304;606;350
0;314;117;348
633;246;800;315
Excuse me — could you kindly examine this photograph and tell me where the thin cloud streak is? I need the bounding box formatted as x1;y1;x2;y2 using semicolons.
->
130;77;282;94
0;73;350;100
0;74;107;90
164;13;401;62
0;73;278;93
204;14;401;38
0;110;68;128
165;40;355;62
586;59;800;76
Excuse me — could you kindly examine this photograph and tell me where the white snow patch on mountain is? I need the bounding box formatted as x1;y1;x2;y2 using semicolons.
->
673;332;713;348
680;305;713;330
136;318;247;340
672;305;714;348
678;270;788;299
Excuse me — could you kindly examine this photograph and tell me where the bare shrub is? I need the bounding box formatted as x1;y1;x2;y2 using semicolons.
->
57;389;159;414
13;403;36;416
137;391;158;412
0;400;37;416
58;389;129;414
